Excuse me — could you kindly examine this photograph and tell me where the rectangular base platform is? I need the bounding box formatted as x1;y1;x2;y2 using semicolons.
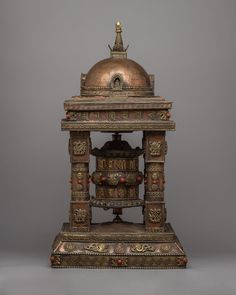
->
50;223;188;269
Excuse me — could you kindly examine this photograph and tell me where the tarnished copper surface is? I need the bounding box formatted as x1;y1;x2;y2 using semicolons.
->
50;21;187;268
51;223;187;268
80;21;153;97
84;58;151;88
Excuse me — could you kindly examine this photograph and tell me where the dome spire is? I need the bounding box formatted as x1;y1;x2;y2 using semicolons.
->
113;21;124;51
109;21;129;58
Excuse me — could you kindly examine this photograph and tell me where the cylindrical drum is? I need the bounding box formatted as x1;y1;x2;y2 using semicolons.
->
91;133;143;208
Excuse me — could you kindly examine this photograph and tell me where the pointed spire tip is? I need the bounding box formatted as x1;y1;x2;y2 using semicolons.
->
115;21;122;33
109;21;128;58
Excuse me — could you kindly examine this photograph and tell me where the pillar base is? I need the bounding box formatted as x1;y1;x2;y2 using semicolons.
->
50;222;187;269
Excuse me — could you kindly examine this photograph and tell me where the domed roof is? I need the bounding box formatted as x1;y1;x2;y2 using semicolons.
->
84;58;151;88
80;22;154;97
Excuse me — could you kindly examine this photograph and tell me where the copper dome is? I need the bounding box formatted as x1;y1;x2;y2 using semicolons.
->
80;22;154;97
84;58;151;88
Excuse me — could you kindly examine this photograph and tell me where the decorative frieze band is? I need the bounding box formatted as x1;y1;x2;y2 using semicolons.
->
65;110;171;122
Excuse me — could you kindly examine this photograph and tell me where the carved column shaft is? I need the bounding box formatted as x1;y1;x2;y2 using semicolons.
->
143;131;167;231
69;131;91;231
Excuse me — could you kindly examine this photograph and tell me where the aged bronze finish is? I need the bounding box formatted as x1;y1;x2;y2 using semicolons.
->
50;21;188;268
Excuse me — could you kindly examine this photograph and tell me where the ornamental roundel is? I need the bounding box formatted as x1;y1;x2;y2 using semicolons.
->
76;172;84;180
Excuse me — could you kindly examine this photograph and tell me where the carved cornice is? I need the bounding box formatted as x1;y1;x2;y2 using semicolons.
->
62;120;175;131
64;96;172;111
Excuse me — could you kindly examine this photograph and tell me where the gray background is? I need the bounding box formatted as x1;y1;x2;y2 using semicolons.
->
0;0;236;294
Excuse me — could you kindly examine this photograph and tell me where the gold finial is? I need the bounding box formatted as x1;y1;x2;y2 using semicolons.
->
116;21;122;32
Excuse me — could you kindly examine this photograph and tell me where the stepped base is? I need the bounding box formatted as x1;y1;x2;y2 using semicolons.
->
50;222;187;269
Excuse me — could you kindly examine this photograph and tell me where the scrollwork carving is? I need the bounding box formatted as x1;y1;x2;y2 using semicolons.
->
84;243;108;253
73;141;87;155
130;244;155;253
149;141;162;156
149;208;162;223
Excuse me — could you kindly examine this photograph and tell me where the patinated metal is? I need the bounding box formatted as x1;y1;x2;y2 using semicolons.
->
91;133;143;210
50;21;188;268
